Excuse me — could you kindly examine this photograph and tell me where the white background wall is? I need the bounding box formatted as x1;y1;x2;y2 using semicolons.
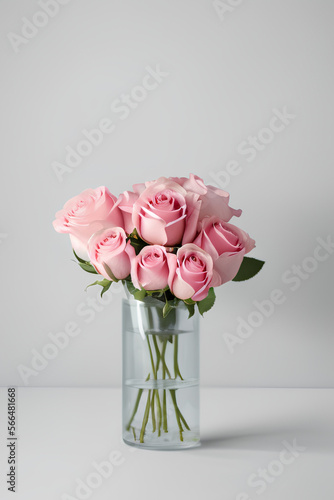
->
0;0;333;388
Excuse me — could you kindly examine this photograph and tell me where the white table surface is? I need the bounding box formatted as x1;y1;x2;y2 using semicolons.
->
0;388;333;500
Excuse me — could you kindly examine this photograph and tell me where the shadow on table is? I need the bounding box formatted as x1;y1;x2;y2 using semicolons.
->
198;418;334;453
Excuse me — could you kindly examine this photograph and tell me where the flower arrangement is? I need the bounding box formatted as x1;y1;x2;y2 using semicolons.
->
53;174;264;316
53;174;264;448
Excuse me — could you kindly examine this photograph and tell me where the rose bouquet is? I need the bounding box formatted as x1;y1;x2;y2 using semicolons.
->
53;174;264;448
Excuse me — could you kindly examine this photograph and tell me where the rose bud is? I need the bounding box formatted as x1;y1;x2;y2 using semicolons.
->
168;244;213;301
88;227;131;281
53;186;124;261
193;216;255;285
127;244;175;291
132;177;200;246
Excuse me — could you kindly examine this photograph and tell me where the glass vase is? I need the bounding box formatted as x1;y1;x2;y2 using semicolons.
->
122;297;200;450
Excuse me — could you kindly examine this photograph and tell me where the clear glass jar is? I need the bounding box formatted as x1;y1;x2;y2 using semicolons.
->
122;297;200;450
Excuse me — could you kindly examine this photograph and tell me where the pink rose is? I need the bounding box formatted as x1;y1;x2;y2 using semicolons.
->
53;186;123;260
88;227;131;281
199;184;242;222
193;216;255;286
132;177;200;246
127;244;175;291
172;173;242;222
168;244;213;301
170;174;207;196
115;183;146;235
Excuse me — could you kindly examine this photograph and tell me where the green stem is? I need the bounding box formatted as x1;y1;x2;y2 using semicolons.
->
163;390;168;432
126;373;150;431
140;390;151;443
150;336;162;436
127;332;190;444
150;390;156;433
177;405;190;431
155;389;162;436
152;336;161;375
158;339;172;378
161;338;168;360
170;389;183;441
147;336;157;379
162;341;168;433
173;335;184;380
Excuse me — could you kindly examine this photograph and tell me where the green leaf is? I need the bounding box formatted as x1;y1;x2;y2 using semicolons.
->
73;249;87;264
162;295;181;319
73;250;98;274
163;300;173;318
101;281;112;297
184;298;196;305
79;262;98;274
125;280;141;296
197;287;216;316
146;286;169;297
86;278;111;294
102;263;119;282
124;281;147;302
125;280;137;295
86;278;110;289
184;302;195;318
127;228;148;255
232;257;265;282
128;228;140;239
134;288;146;301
